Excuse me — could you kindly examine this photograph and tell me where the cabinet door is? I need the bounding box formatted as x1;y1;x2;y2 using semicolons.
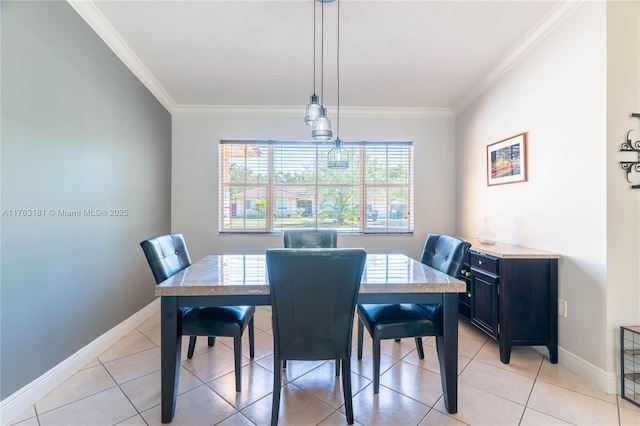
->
470;270;499;339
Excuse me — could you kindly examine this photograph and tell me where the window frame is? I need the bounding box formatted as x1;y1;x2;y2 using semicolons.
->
219;140;414;235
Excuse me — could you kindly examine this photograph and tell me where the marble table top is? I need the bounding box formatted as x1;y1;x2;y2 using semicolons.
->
155;253;465;296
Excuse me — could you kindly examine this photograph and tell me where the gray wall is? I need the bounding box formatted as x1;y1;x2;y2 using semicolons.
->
1;1;171;399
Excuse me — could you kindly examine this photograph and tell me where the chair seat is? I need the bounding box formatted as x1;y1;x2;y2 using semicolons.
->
357;304;437;340
182;306;255;336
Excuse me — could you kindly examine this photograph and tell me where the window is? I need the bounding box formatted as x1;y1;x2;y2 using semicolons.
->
219;140;413;234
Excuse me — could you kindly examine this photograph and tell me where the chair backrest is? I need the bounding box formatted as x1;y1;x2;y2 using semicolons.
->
266;248;366;361
420;234;470;277
140;234;192;284
283;229;337;248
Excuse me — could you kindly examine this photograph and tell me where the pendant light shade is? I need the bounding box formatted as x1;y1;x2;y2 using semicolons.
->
328;138;349;169
327;0;346;168
304;94;321;126
311;106;332;140
304;0;321;127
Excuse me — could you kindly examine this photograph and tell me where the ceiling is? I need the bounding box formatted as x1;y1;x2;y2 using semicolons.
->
71;0;575;115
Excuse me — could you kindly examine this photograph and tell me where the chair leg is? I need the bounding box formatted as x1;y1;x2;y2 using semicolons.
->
271;357;282;426
233;334;242;392
248;317;255;358
335;359;340;377
357;319;364;360
283;360;287;369
341;358;354;425
208;336;216;347
187;336;197;359
415;337;425;359
373;336;381;394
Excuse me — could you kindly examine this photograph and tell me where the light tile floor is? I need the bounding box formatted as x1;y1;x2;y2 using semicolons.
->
8;306;640;426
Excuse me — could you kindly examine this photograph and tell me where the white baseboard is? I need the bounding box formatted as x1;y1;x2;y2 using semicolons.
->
534;345;617;394
0;299;160;426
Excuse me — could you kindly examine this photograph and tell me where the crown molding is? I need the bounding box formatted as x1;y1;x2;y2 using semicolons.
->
172;105;454;118
66;1;454;119
69;0;573;119
452;0;584;116
67;0;177;113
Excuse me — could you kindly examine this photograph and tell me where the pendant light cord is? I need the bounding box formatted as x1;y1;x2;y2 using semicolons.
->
320;0;324;106
312;0;316;95
336;0;340;138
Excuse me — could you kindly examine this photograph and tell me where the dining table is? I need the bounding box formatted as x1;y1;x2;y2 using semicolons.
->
155;253;465;423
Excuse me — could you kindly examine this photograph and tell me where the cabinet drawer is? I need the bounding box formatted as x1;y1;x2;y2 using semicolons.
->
470;252;499;275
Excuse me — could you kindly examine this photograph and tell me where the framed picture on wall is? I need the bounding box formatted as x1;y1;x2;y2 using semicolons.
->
487;132;527;186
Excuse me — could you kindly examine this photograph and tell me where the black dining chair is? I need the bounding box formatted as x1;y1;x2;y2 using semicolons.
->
140;233;255;392
267;248;366;426
356;234;470;394
283;229;338;248
282;229;340;374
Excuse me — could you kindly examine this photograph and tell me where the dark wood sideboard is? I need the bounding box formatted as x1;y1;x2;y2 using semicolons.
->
457;237;560;364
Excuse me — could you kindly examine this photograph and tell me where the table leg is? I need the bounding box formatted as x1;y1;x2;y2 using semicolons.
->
436;293;458;414
161;296;181;423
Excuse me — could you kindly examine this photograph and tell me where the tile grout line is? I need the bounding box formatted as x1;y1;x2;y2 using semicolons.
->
517;355;544;425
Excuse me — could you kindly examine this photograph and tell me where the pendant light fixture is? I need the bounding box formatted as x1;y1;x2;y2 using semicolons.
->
327;0;348;168
304;0;320;126
311;0;332;141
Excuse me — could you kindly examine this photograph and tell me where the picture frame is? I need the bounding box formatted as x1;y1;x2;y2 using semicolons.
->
486;132;527;186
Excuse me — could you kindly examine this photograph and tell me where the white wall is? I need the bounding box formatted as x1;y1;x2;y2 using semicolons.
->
456;1;608;375
171;113;456;261
606;0;640;384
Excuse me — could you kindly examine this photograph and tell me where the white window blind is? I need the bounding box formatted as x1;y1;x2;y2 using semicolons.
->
219;140;413;234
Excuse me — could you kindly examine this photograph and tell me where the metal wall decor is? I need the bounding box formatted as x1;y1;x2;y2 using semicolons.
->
620;113;640;189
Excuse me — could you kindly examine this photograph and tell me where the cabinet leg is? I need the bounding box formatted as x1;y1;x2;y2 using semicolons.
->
499;339;511;364
548;344;558;363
